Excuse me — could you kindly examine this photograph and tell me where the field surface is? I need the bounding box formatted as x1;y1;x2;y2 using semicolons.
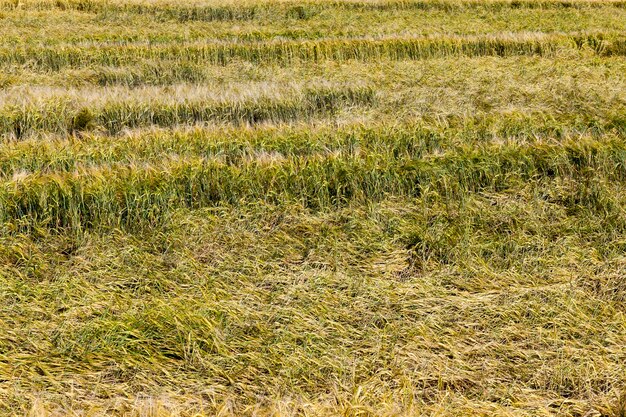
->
1;0;626;415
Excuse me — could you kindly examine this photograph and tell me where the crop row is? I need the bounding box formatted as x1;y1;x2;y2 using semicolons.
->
1;115;625;178
5;7;626;49
0;85;375;138
1;134;625;230
2;0;625;19
3;34;625;71
4;52;626;90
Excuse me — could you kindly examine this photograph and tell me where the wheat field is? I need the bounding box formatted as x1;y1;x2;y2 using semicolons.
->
1;0;625;416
